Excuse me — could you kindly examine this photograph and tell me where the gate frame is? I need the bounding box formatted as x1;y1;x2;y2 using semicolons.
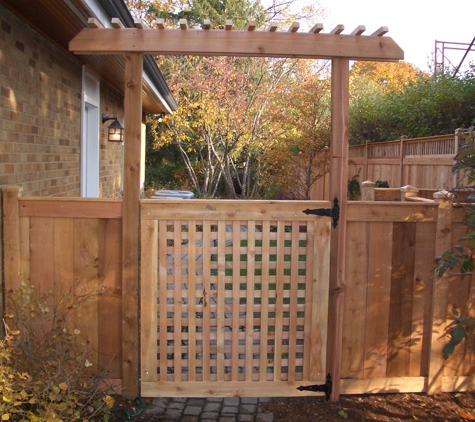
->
69;22;404;400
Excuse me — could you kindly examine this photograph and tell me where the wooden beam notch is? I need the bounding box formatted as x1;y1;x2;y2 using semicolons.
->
179;19;188;30
267;21;278;32
155;18;165;29
372;26;389;36
350;25;366;36
134;18;144;29
309;23;324;33
246;20;256;31
330;24;345;34
288;22;300;32
111;17;125;29
87;17;103;28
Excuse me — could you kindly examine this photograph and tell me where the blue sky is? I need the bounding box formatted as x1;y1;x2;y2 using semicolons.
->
315;0;475;73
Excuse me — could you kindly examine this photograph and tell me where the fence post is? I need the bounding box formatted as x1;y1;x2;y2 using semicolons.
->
364;141;369;181
2;186;22;295
400;185;418;201
361;180;375;201
399;135;407;188
453;128;464;188
427;191;453;394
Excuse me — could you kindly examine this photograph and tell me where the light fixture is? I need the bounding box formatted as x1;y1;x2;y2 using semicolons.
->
102;114;124;142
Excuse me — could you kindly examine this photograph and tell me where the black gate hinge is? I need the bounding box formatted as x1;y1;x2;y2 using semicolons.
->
303;197;340;228
297;373;332;402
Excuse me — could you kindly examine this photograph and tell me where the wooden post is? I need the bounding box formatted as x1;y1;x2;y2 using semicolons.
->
2;186;23;295
327;57;349;402
364;141;369;181
428;191;453;394
399;135;407;188
361;180;375;201
453;128;464;188
122;52;143;397
400;185;418;201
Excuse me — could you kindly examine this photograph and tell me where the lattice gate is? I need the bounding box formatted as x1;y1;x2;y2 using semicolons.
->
140;200;331;397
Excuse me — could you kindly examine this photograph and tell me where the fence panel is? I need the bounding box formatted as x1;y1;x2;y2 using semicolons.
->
2;189;123;379
140;199;331;397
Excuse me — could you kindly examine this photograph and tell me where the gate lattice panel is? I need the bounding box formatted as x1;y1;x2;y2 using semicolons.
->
141;200;330;397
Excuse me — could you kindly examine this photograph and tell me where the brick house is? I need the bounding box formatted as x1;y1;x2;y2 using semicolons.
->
0;0;177;198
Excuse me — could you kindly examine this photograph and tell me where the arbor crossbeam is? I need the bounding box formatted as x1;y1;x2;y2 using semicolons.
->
69;28;404;61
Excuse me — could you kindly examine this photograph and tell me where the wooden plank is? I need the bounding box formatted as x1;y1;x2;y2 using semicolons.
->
142;200;330;221
30;217;55;297
3;186;22;294
410;222;436;377
274;221;285;381
442;376;475;392
364;222;393;378
187;221;197;381
287;222;299;381
158;220;168;381
341;221;368;379
217;221;226;382
19;217;30;283
202;221;211;381
121;52;143;397
231;221;241;381
73;218;100;373
428;194;453;394
387;222;416;377
309;220;330;381
245;221;256;381
70;28;405;61
97;218;123;377
19;198;122;218
259;221;271;382
340;376;427;394
347;203;438;222
173;221;182;382
327;57;350;401
142;380;327;397
140;219;158;382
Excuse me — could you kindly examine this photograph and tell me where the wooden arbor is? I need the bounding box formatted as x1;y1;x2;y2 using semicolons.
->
69;21;403;400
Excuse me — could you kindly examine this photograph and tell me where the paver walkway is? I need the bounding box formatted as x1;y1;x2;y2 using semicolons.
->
142;397;274;422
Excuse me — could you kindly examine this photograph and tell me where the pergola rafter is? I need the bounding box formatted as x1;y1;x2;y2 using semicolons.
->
69;20;403;401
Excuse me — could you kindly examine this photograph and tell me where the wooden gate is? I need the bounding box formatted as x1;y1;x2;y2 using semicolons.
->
140;199;331;397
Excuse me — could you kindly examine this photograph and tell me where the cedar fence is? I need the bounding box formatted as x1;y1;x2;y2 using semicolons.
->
311;131;465;201
2;185;475;396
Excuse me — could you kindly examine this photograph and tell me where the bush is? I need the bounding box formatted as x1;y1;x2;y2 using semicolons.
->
1;279;116;420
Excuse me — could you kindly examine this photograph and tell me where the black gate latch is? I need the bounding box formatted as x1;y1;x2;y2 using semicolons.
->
297;373;332;402
303;197;340;228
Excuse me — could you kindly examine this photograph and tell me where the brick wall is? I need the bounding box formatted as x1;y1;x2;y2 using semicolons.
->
0;5;124;198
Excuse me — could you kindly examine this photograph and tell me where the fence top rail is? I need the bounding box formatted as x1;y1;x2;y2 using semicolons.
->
18;197;123;219
347;201;438;222
141;199;331;221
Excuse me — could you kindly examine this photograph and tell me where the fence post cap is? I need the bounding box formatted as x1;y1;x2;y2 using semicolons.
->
433;190;453;200
362;180;376;187
400;185;418;193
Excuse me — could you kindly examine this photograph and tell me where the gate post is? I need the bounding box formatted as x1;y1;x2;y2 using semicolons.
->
327;57;350;402
427;191;453;394
122;52;144;397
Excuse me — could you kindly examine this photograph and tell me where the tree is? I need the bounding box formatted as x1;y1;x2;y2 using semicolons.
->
262;62;331;199
349;65;475;144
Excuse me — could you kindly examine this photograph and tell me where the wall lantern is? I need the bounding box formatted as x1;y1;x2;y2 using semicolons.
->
102;114;124;142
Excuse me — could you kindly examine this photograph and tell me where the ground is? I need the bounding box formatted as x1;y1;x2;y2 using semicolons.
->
262;392;475;421
107;392;475;421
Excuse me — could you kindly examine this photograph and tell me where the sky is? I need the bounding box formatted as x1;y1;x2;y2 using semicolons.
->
315;0;475;74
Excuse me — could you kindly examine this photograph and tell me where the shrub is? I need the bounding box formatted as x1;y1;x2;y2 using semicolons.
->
0;279;116;420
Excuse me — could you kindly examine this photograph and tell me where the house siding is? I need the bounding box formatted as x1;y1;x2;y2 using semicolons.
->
0;4;124;198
